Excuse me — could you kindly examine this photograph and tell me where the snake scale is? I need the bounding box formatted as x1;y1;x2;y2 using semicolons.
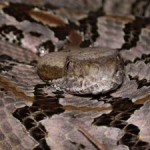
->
1;0;150;150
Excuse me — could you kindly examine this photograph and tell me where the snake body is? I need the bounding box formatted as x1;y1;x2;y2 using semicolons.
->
0;1;150;150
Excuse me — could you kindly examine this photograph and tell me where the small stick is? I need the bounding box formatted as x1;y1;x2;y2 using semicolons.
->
78;125;109;150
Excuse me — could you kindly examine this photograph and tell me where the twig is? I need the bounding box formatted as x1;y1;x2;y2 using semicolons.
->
77;125;109;150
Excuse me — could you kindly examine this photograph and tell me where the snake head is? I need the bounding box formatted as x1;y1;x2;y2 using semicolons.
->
62;48;124;95
37;48;124;95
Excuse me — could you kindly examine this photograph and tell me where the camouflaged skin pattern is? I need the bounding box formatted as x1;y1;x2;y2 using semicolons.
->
0;0;150;150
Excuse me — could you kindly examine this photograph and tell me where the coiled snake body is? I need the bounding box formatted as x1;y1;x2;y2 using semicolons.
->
0;1;150;150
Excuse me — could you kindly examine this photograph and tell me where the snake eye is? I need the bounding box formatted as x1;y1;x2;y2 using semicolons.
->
65;60;74;75
66;61;73;71
66;61;71;70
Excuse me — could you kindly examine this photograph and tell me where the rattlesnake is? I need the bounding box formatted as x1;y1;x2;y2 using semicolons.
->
0;1;150;150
